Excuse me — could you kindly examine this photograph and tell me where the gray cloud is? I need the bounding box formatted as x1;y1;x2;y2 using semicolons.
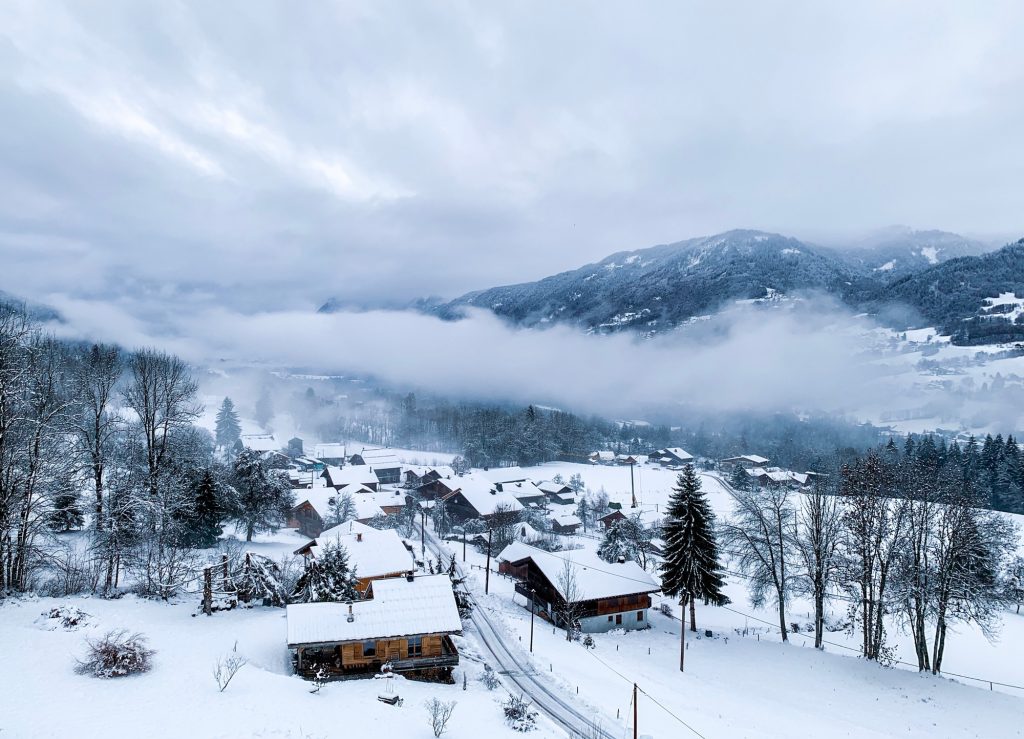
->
2;0;1024;317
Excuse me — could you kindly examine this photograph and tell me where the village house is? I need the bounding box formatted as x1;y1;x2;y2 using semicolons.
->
438;473;524;522
598;510;628;529
550;513;582;535
286;573;462;682
241;433;278;453
537;480;577;507
497;480;549;508
403;465;454;488
349;447;403;485
719;454;770;473
481;467;529;485
587;450;616;465
497;543;659;633
294;520;415;593
312;443;348;466
322;465;381;491
647;447;695;467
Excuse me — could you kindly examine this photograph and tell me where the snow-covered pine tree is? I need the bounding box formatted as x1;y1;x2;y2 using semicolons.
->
181;468;227;548
215;397;242;450
48;487;85;532
291;541;361;603
659;465;728;631
235;552;288;606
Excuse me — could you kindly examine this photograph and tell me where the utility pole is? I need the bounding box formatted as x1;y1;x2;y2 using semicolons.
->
420;507;426;558
462;528;467;562
629;460;637;509
529;588;536;653
679;594;687;672
485;528;493;595
632;683;638;739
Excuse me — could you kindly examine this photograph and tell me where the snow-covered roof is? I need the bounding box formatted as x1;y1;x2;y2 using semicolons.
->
306;521;414;578
497;543;658;601
537;480;572;495
723;454;769;465
293;488;338;519
241;434;278;452
286;574;461;646
481;467;528;484
500;480;546;501
663;447;694;462
590;451;615;460
352;448;401;469
441;473;524;516
551;514;582;528
336;483;375;497
313;443;347;459
789;472;809;485
323;465;379;488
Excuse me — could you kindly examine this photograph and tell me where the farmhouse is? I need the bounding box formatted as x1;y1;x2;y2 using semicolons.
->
497;543;659;633
719;454;770;472
588;451;615;465
438;473;524;521
404;465;454;487
537;480;577;506
349;447;402;484
295;520;415;593
648;447;694;466
287;573;461;681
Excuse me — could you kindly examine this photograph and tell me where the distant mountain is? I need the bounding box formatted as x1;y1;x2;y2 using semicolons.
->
823;227;991;281
432;230;856;334
863;238;1024;344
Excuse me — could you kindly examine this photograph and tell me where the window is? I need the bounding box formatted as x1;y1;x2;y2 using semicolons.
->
408;636;423;657
607;616;613;622
362;640;376;657
615;613;622;625
637;611;644;622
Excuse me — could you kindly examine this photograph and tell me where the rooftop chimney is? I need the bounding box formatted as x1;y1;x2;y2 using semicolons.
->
346;601;354;622
356;532;363;543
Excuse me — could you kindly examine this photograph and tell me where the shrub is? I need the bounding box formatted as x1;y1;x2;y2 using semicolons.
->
76;629;155;678
479;664;500;690
503;694;537;732
425;697;456;737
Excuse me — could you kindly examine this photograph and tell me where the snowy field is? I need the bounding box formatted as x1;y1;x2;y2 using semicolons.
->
0;589;559;739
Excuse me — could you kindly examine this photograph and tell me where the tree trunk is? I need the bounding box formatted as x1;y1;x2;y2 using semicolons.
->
689;597;697;632
813;587;824;649
246;523;254;542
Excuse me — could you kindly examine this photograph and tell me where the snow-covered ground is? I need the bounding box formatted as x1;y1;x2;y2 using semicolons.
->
0;566;559;739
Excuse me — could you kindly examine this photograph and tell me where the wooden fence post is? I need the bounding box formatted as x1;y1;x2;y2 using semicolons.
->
203;567;213;616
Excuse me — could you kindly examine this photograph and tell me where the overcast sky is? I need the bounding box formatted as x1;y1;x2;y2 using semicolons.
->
3;0;1023;315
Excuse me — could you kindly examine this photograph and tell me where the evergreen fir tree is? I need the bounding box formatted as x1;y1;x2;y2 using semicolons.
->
48;487;85;532
182;468;227;548
659;465;729;631
291;541;361;603
215;397;242;450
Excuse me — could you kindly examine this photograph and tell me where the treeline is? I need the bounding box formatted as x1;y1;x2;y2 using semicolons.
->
0;306;293;599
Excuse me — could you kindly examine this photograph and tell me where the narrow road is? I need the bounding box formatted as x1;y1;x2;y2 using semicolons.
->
423;528;618;739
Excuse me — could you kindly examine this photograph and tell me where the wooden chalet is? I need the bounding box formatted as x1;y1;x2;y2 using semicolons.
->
404;465;453;488
497;543;659;633
287;574;461;682
497;480;548;508
349;447;402;485
437;473;524;522
647;447;694;467
313;443;348;466
537;480;576;506
588;451;615;465
719;454;770;472
599;510;627;529
322;465;380;491
550;513;582;535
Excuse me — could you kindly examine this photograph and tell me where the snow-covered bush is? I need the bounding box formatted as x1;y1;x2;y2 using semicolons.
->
479;664;500;690
502;694;537;732
581;634;595;650
76;629;155;678
425;698;456;737
37;606;91;631
658;602;674;617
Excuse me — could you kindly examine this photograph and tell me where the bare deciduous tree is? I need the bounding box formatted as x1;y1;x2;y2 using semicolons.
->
793;478;843;648
424;698;456;737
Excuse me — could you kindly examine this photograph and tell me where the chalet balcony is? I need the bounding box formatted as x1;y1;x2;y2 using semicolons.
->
389;636;460;672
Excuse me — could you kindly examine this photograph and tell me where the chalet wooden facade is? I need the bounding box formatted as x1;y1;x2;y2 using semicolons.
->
648;447;695;467
497;543;659;633
599;510;627;529
349;448;402;484
287;574;462;681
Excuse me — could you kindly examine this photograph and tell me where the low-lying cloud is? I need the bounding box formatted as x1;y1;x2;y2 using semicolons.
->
43;292;894;419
